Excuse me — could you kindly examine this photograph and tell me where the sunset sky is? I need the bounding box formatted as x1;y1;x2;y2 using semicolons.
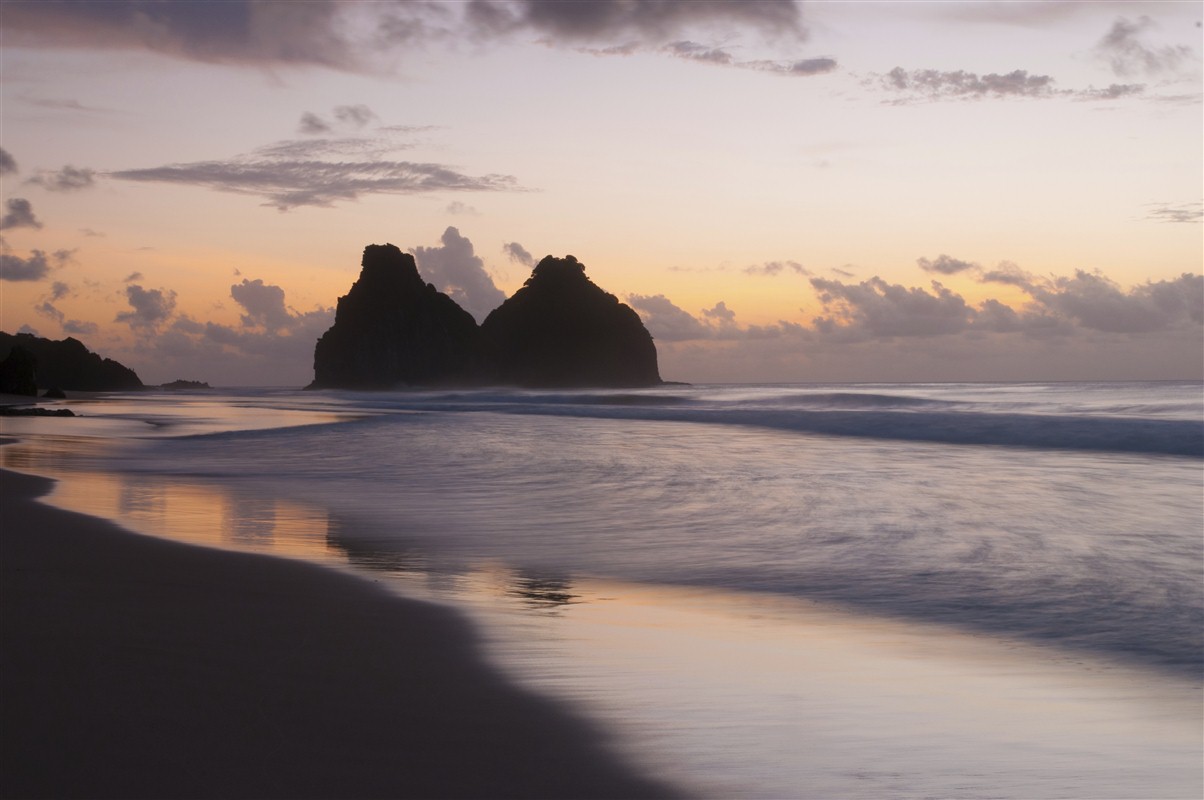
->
1;0;1200;386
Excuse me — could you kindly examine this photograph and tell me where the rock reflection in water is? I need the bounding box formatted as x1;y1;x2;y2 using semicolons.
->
509;573;579;613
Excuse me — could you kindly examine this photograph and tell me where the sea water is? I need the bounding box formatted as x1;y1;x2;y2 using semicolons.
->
3;382;1201;798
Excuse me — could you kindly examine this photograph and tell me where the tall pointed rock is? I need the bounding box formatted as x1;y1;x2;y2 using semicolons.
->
478;255;661;388
310;244;479;388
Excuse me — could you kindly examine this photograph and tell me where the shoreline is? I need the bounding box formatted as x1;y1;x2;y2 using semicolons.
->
0;467;679;799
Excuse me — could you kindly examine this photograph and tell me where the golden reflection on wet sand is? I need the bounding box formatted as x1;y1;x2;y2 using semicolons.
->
3;431;1201;799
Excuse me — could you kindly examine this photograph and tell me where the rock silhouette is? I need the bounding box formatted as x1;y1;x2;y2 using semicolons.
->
311;248;661;389
478;255;661;388
310;244;479;389
0;346;38;396
0;332;142;392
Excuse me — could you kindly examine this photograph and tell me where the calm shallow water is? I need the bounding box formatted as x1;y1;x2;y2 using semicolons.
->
4;382;1202;798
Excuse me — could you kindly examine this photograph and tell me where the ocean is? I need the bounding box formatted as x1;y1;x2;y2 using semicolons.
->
3;381;1202;798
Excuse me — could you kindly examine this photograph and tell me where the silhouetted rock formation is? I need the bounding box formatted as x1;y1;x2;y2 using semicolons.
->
310;245;479;389
0;332;142;392
0;346;38;396
159;379;211;390
478;256;661;388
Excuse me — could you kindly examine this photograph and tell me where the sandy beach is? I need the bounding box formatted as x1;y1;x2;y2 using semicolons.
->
0;467;678;800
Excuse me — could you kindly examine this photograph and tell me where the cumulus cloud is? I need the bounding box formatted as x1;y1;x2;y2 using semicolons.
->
917;254;977;275
1027;271;1202;333
49;280;71;300
413;227;507;323
626;293;711;341
0;251;51;281
230;278;292;331
1094;16;1195;77
0;249;70;282
116;285;177;331
1;198;43;230
0;148;17;175
810;276;974;339
144;279;335;385
26;165;97;192
503;241;535;268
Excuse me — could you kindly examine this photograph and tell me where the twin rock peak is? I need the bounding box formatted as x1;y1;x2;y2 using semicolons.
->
310;244;661;389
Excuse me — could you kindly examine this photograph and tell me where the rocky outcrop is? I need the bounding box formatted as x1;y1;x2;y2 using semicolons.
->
311;248;662;390
309;244;480;388
477;256;661;388
0;346;38;396
0;332;142;391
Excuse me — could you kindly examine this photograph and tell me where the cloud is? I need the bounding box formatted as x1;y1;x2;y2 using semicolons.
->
810;276;975;339
979;261;1038;288
1145;201;1203;224
124;271;144;283
1;198;44;230
413;227;507;323
876;67;1057;100
0;248;71;282
298;112;332;135
661;41;836;76
116;284;177;331
49;280;71;300
35;301;64;324
1027;271;1202;333
298;104;379;136
1094;16;1195;77
446;201;480;216
744;260;810;277
626;293;710;341
2;0;360;70
333;104;376;127
25;165;98;192
0;252;50;281
63;319;99;335
0;148;17;174
473;0;805;42
917;254;977;275
230;278;292;331
503;241;535;267
110;155;522;211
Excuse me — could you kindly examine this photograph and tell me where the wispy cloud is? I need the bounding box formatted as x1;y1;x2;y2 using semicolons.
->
872;67;1144;103
503;241;536;268
744;260;811;277
1145;201;1203;224
26;165;97;192
110;120;523;212
1094;16;1196;78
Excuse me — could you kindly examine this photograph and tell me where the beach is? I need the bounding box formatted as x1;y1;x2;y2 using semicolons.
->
0;466;678;800
2;384;1201;799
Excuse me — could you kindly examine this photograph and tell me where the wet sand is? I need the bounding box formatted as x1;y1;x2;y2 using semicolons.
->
0;467;679;799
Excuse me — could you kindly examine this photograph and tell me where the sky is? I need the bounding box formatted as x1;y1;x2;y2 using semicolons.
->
1;0;1201;386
